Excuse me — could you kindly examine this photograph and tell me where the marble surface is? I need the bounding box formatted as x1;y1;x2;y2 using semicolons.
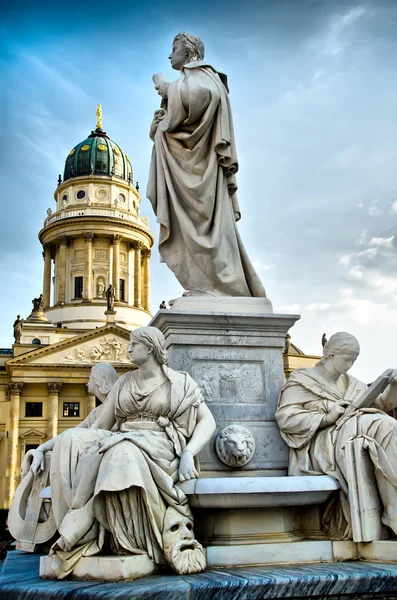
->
169;297;273;313
4;550;397;599
179;475;339;508
151;311;299;475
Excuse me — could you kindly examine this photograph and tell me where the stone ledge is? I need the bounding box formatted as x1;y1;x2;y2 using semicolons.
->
4;550;397;599
179;475;339;508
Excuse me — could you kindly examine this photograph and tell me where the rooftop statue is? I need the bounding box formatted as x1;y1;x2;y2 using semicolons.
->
147;32;267;298
276;332;397;542
12;315;23;344
24;327;215;578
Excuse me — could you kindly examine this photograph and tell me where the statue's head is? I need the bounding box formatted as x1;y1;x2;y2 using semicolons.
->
169;33;205;70
217;425;255;467
88;363;117;399
318;331;360;375
128;326;168;367
162;507;206;574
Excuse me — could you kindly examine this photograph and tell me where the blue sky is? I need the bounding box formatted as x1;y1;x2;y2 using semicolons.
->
2;0;397;379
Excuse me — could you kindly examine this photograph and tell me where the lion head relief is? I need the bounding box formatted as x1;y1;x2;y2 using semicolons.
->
215;425;255;467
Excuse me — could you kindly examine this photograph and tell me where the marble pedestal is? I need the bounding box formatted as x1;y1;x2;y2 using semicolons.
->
40;554;161;581
151;298;299;476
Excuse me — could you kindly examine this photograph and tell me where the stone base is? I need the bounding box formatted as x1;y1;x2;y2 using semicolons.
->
169;296;273;314
6;550;397;599
40;554;161;581
151;309;299;475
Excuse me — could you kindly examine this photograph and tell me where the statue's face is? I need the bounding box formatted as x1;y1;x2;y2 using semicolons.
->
162;507;206;574
332;352;358;375
128;339;150;365
87;371;99;397
169;37;187;70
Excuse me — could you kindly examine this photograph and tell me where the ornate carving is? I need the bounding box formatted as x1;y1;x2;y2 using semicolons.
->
193;362;263;404
95;250;107;259
132;241;143;251
142;249;152;259
83;232;95;243
58;235;68;247
215;425;255;468
8;382;24;396
60;337;127;364
110;234;123;245
47;382;62;395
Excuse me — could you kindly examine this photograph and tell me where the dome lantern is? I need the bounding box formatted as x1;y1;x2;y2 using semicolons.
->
63;107;133;183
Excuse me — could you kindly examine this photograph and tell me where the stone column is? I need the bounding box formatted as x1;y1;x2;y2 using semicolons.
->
83;232;94;302
133;242;142;307
42;244;52;309
57;236;68;305
85;383;96;415
111;235;122;302
47;382;62;439
142;249;151;312
6;382;23;507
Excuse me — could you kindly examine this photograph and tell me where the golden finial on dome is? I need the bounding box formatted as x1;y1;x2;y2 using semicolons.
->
96;104;102;129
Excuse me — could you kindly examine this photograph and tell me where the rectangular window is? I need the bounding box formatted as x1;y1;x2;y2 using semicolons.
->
25;402;43;417
119;278;125;302
25;444;39;453
63;402;80;417
74;276;83;299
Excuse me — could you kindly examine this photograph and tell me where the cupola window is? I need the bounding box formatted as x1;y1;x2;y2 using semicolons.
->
76;190;86;200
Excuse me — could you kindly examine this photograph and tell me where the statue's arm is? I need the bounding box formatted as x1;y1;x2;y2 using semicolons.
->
178;403;216;482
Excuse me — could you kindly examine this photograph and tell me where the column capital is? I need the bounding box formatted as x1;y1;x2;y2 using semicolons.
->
110;234;123;245
83;232;95;243
142;248;151;259
47;382;62;395
132;241;143;251
8;382;23;396
57;235;69;247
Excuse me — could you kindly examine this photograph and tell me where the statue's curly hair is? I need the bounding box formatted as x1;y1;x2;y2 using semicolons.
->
174;32;205;62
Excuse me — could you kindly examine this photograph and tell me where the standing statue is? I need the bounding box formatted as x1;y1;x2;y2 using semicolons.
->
97;278;105;298
27;327;215;578
147;32;267;298
32;294;45;313
106;284;115;311
276;332;397;541
13;315;23;343
322;333;328;348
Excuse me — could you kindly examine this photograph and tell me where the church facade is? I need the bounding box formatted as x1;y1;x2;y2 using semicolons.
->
0;110;154;513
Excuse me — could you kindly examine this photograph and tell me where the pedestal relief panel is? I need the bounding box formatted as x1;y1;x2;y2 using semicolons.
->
151;308;299;475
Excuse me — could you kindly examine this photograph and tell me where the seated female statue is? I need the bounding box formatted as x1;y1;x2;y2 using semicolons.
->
276;332;397;541
37;326;215;578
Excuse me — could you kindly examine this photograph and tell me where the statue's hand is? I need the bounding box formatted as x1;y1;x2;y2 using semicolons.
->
383;369;397;385
31;449;45;476
155;81;170;100
322;401;350;427
150;109;165;141
178;449;199;482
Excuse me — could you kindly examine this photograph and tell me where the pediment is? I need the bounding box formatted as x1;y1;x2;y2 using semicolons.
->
20;429;46;439
8;324;131;366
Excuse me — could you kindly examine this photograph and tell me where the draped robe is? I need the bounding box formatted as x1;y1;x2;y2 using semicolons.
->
276;368;397;540
147;61;266;297
49;367;203;578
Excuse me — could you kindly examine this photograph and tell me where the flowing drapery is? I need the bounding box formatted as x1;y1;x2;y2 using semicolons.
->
147;61;266;297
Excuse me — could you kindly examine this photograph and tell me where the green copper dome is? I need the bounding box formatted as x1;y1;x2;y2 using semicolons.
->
64;127;133;183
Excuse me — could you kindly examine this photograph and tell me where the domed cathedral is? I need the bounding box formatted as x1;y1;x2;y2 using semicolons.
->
0;108;155;516
38;105;153;331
